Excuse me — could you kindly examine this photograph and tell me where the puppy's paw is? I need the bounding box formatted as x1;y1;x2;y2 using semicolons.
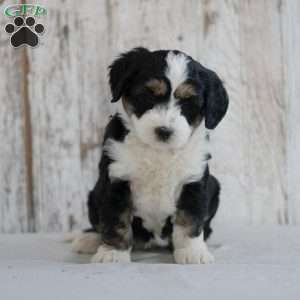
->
174;244;214;264
71;232;101;254
91;245;131;263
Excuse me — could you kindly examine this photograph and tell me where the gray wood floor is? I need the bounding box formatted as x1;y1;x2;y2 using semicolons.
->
1;0;299;232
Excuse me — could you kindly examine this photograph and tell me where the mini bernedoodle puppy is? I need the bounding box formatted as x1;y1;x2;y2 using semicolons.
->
72;47;229;264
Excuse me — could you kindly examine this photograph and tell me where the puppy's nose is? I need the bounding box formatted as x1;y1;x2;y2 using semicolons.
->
155;126;173;141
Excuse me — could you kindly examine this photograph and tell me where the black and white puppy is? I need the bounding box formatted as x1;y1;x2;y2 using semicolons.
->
72;47;229;264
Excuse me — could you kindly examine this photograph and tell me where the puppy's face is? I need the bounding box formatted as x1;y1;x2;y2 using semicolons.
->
109;48;228;150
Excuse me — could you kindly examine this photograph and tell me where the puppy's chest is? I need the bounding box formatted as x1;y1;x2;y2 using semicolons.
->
107;133;207;234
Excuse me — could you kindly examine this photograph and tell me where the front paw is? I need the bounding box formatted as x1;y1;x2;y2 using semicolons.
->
174;245;214;264
91;245;131;263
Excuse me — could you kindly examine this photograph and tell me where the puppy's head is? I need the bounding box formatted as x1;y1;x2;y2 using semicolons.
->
109;47;228;150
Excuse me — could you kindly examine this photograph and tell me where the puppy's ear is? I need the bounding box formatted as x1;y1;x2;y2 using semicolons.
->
109;47;150;103
202;69;229;129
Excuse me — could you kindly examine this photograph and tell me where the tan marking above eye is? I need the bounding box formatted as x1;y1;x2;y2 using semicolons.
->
174;83;197;99
145;79;167;96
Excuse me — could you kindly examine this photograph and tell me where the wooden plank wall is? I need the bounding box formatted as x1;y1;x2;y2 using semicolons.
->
0;0;299;232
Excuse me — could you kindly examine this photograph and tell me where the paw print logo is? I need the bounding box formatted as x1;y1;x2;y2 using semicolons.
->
5;16;45;48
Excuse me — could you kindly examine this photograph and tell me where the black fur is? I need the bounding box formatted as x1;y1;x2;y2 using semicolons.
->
87;114;131;249
201;69;228;129
161;216;173;240
176;167;220;240
109;47;168;104
132;216;154;243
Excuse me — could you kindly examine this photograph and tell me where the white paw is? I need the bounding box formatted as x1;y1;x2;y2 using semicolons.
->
71;232;101;254
91;245;131;263
174;245;214;264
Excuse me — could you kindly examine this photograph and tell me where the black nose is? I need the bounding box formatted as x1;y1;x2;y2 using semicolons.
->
155;126;173;141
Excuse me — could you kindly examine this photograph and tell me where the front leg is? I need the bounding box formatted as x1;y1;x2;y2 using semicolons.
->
173;181;214;264
91;180;133;263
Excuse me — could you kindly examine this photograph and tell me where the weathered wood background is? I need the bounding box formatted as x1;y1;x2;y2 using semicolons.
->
1;0;300;232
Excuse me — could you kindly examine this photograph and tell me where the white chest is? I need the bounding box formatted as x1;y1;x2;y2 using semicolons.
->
106;128;209;236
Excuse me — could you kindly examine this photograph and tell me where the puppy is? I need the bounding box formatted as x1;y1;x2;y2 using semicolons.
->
72;47;229;264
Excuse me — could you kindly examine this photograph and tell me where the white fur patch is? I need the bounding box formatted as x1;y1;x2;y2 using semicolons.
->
131;105;192;150
105;122;209;244
165;51;189;88
91;245;131;263
71;232;101;254
173;227;214;264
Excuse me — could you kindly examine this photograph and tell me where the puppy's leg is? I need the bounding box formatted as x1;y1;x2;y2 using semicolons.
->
71;231;101;254
91;180;132;263
173;225;214;264
173;181;214;264
203;174;220;240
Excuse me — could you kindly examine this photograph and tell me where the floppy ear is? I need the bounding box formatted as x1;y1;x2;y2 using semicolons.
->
201;69;229;129
109;47;150;103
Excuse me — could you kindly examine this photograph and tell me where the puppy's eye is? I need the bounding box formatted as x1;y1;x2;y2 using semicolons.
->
145;79;168;97
174;83;198;100
177;96;199;104
178;96;194;102
177;95;204;112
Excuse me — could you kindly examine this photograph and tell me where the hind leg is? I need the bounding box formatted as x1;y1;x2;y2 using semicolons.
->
71;189;102;254
71;231;102;254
